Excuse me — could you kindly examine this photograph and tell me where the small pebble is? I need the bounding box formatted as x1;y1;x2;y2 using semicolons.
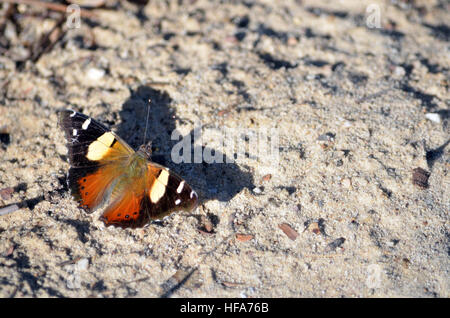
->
236;234;253;242
342;178;352;189
342;121;353;128
200;215;214;233
253;187;263;194
86;68;105;81
412;167;430;189
308;222;321;234
0;187;14;200
317;132;335;142
76;258;89;270
425;113;441;123
278;223;299;241
393;66;406;77
327;237;346;251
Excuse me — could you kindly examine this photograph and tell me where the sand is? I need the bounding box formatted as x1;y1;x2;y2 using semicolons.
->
0;0;448;297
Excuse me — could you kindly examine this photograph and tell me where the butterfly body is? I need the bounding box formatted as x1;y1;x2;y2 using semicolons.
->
58;109;198;228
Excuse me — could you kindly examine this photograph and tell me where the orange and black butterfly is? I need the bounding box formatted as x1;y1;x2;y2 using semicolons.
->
58;109;198;228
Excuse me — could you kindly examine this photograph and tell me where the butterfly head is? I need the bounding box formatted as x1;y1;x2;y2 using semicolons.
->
138;143;152;159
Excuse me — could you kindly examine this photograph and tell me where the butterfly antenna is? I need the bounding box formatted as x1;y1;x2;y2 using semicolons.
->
143;98;151;146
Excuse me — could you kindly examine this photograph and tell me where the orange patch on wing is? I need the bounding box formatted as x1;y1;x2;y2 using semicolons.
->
146;164;162;180
101;192;144;227
78;167;116;210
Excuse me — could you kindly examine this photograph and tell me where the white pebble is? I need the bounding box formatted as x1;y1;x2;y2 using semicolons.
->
425;113;441;123
343;121;353;128
393;66;405;77
86;68;105;81
342;178;352;189
253;187;262;194
76;258;89;270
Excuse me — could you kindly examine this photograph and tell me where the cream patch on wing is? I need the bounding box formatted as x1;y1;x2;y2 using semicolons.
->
86;132;116;161
149;169;170;203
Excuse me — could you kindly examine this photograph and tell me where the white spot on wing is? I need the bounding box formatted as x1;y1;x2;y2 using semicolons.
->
190;190;197;199
82;118;91;130
73;129;77;136
70;110;76;117
175;199;181;205
177;181;185;194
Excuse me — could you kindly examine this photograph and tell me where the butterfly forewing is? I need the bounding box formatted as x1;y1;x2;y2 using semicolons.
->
58;110;133;212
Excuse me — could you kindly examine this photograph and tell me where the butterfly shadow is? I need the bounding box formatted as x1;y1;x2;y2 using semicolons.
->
115;85;255;204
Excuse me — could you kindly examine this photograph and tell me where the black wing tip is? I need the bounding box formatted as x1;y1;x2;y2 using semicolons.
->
57;109;76;129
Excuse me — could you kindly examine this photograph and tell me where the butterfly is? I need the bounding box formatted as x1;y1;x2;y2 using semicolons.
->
58;109;198;228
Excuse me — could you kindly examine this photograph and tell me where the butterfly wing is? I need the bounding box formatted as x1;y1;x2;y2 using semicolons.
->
58;109;134;212
101;163;198;228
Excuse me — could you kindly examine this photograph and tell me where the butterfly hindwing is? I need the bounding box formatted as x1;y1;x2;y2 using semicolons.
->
100;190;149;228
101;164;198;228
145;164;198;219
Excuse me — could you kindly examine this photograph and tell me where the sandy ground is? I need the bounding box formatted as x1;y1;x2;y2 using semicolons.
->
0;0;448;297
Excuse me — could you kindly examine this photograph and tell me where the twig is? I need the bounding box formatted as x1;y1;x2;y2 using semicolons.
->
160;268;198;298
0;204;20;216
1;0;99;19
29;14;66;64
0;1;16;27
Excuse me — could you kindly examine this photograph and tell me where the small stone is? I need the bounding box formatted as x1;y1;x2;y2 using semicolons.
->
253;187;263;194
393;66;406;77
317;132;335;142
327;237;346;251
308;222;321;234
236;234;254;242
287;36;298;46
200;215;214;233
412;167;430;189
0;187;14;200
306;218;326;235
425;113;441;123
342;178;352;189
76;258;89;270
402;258;410;269
278;223;299;241
343;121;353;128
86;68;105;81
